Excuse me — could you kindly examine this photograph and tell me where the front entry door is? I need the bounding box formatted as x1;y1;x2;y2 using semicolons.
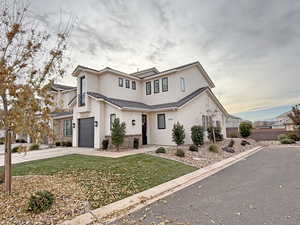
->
142;115;147;145
78;117;94;148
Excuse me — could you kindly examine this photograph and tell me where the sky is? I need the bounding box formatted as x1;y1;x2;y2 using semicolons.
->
28;0;300;121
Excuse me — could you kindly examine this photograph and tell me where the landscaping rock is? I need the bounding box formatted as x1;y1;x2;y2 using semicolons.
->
241;140;251;146
222;147;235;153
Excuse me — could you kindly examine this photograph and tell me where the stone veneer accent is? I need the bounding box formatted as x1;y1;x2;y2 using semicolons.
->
104;134;142;149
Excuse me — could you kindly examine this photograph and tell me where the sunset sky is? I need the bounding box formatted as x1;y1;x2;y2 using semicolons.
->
29;0;300;121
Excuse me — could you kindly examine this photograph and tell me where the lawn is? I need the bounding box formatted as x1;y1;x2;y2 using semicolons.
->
0;154;196;224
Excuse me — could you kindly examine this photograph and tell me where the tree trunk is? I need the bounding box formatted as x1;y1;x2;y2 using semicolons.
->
4;129;12;193
212;127;216;143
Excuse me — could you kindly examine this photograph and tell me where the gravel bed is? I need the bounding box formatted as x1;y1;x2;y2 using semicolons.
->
149;138;260;168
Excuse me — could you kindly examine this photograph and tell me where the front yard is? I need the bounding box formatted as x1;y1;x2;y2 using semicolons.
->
0;154;196;225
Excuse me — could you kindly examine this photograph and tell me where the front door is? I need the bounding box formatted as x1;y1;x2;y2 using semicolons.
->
142;114;147;145
78;117;94;148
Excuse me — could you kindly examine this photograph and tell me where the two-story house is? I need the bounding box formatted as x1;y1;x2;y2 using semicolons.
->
69;61;228;148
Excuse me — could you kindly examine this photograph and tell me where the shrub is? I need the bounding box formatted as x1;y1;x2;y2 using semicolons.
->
191;125;204;146
55;141;61;146
189;145;198;152
228;139;235;147
278;134;288;141
0;172;4;184
12;146;19;153
175;149;185;157
0;141;4;145
207;127;223;142
280;138;296;144
27;191;55;213
133;138;139;149
239;122;252;138
155;147;166;154
62;141;72;147
29;144;39;151
15;139;20;143
102;139;109;150
172;122;185;149
286;133;300;141
208;144;219;153
20;139;27;143
111;118;126;151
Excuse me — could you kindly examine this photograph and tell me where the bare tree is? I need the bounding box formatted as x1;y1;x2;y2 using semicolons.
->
0;0;72;193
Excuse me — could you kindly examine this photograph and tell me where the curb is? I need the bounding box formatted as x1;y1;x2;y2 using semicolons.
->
62;146;264;225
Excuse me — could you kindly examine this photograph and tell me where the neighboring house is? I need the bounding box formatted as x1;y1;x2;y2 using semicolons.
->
253;121;273;129
272;111;297;131
69;61;229;148
49;83;76;143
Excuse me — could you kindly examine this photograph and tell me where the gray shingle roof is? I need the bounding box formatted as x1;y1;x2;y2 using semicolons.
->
51;83;76;92
87;87;208;110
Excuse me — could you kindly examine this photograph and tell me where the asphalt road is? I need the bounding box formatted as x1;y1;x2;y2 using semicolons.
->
111;147;300;225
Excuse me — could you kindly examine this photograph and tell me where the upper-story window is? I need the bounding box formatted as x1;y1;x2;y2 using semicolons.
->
125;79;130;88
154;79;160;93
162;77;168;92
180;77;186;92
146;82;151;95
132;81;136;90
79;76;86;106
119;78;123;87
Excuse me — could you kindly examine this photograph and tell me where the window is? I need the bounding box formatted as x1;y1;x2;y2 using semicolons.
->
125;79;130;88
216;121;221;128
64;119;72;136
118;78;123;87
180;77;186;92
110;114;116;130
79;76;86;106
202;115;207;130
146;82;151;95
132;81;136;90
154;79;160;93
162;77;168;92
157;114;166;129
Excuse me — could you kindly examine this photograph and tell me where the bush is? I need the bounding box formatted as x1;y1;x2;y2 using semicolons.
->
133;138;139;149
280;138;296;144
102;139;109;150
191;125;204;146
111;118;126;151
189;145;198;152
0;141;4;145
15;139;20;143
172;122;185;147
175;149;185;157
278;134;288;141
55;141;61;146
208;144;219;153
62;141;72;147
27;191;55;213
228;139;235;147
286;133;300;141
0;172;4;184
20;139;27;143
29;144;39;151
155;147;166;154
207;127;223;142
12;146;19;153
239;122;252;138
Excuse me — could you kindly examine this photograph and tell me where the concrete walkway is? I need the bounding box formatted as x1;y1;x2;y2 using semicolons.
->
0;145;158;166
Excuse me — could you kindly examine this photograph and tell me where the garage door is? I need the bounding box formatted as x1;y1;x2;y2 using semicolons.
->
78;117;94;148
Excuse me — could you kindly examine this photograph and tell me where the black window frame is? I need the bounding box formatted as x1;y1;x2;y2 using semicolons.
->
132;80;136;90
125;79;130;88
154;79;160;93
118;77;124;87
162;77;168;92
146;81;151;95
79;76;85;106
157;114;166;129
110;113;116;130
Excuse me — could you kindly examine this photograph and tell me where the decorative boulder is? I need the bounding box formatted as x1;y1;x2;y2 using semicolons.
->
222;147;235;153
241;140;250;146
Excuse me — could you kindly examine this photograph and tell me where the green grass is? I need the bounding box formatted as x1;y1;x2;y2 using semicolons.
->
0;154;197;208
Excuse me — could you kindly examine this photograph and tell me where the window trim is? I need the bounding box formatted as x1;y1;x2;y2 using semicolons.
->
132;81;136;90
157;114;166;129
125;79;130;88
110;114;116;130
162;77;168;92
154;79;160;94
118;77;124;87
63;119;72;137
180;77;186;92
146;81;151;95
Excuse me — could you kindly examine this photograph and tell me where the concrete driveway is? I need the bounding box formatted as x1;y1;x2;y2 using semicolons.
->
112;147;300;225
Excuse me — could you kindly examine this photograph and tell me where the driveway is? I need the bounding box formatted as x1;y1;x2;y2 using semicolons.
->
112;147;300;225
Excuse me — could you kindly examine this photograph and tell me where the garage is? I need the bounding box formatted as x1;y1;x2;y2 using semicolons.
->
78;117;94;148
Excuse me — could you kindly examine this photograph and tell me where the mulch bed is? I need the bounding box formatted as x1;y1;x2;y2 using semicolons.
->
149;138;260;168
